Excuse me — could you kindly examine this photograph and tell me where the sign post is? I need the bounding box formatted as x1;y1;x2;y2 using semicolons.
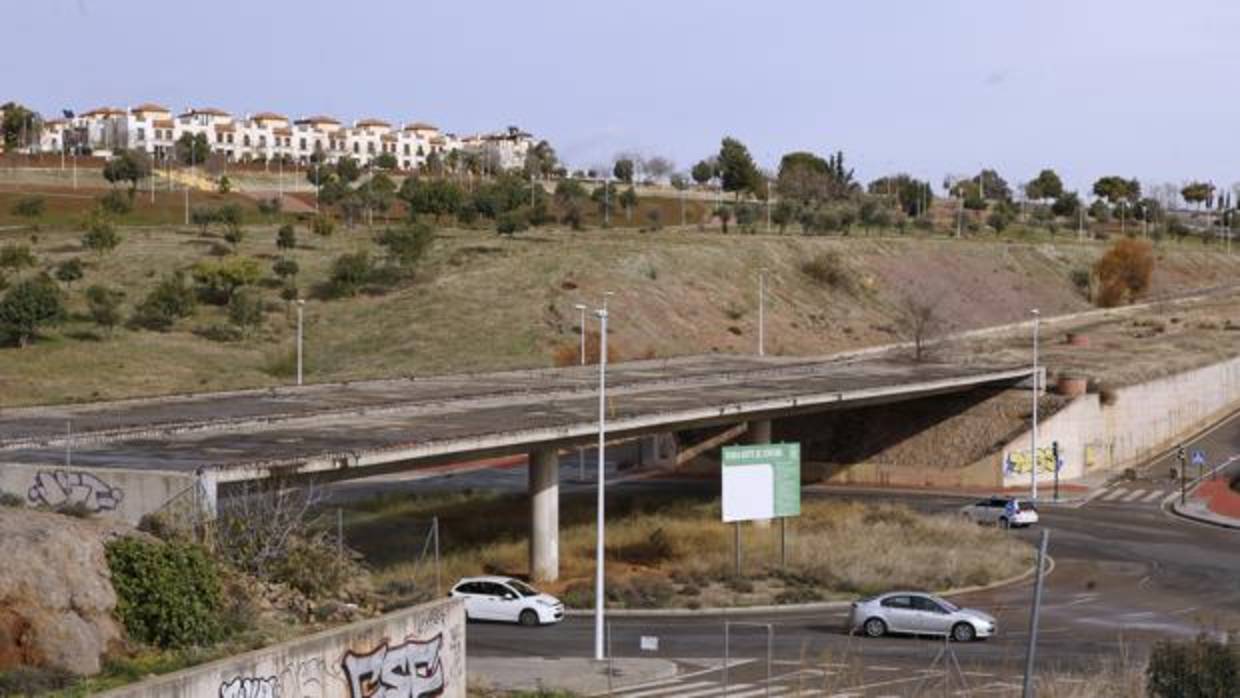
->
722;443;801;575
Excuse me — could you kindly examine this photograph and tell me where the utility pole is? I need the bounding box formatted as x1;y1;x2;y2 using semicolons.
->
1031;309;1041;501
758;268;767;356
296;299;305;386
765;179;771;234
1021;529;1050;698
603;177;610;227
593;299;610;662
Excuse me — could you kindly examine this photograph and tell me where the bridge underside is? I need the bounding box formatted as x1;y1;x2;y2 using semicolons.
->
0;355;1036;581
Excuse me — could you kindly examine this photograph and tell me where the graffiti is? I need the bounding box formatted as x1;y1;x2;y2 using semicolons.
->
27;470;124;512
1004;447;1062;476
279;657;330;698
219;676;278;698
342;634;444;698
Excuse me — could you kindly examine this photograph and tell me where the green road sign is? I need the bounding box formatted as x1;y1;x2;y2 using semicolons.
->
721;442;801;522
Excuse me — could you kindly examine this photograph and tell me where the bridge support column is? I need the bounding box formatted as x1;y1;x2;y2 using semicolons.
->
746;420;774;528
747;419;773;446
529;447;559;582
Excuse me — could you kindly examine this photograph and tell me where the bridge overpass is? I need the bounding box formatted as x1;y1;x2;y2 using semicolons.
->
0;354;1035;580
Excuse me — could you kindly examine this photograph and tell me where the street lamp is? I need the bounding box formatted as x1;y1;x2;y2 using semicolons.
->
1030;308;1040;500
296;299;306;386
575;303;588;480
758;268;768;357
593;300;610;661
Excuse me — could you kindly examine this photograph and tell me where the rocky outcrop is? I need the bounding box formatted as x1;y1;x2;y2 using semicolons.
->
0;507;130;675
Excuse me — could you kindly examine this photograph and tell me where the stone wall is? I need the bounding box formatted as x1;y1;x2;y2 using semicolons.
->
0;463;202;526
99;597;466;698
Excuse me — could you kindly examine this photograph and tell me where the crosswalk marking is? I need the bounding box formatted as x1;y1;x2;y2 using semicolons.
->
1142;489;1165;502
1122;489;1147;502
616;681;718;698
1102;487;1128;501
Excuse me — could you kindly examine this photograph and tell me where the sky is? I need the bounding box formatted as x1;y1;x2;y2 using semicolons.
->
6;0;1240;195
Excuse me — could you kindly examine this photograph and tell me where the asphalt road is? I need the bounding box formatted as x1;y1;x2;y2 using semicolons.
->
464;417;1240;696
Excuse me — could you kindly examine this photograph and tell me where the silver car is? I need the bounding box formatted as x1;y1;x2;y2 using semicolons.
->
849;591;997;642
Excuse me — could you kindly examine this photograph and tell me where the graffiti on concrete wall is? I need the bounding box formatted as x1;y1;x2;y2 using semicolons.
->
1003;447;1062;477
279;657;330;697
219;676;278;698
27;470;125;512
342;634;445;698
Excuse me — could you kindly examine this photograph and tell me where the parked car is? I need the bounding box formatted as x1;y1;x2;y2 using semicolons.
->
450;576;564;626
960;496;1039;528
849;591;997;642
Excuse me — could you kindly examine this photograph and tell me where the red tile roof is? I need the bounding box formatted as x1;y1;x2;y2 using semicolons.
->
252;112;288;122
131;103;170;114
356;118;392;128
296;115;341;125
404;121;439;131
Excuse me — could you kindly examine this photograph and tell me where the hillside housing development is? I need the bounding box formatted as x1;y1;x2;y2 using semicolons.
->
27;103;535;171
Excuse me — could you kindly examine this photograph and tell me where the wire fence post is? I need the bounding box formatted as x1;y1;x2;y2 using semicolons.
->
1022;529;1050;698
433;515;441;597
606;622;614;696
336;508;343;562
722;620;730;696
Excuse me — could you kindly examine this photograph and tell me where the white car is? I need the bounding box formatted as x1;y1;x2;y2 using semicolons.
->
960;497;1039;528
849;591;997;642
450;576;564;626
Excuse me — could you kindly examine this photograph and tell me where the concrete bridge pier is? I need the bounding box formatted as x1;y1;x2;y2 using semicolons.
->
746;419;774;528
529;446;560;582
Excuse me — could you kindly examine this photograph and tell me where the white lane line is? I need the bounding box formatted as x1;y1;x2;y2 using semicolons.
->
615;681;717;698
1142;489;1166;502
1122;489;1147;502
677;684;755;698
726;686;791;698
1102;487;1128;501
867;665;902;672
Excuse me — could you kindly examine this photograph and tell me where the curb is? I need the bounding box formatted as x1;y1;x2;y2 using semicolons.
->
1164;460;1240;530
563;554;1054;618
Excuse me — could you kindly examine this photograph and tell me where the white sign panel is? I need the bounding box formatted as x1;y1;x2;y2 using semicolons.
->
640;636;659;652
722;463;775;522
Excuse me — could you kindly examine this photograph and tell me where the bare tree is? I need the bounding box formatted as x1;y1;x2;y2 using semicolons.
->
644;156;675;183
214;477;325;579
896;293;946;362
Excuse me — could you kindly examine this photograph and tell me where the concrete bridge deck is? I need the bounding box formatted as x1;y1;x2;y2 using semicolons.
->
1;355;1033;484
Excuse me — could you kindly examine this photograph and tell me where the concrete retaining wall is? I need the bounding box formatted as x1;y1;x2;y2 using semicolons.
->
100;597;466;698
0;463;201;525
995;354;1240;487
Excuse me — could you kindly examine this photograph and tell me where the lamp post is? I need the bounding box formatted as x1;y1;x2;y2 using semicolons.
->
593;299;610;661
758;268;768;357
575;303;588;480
1031;308;1040;501
296;299;306;386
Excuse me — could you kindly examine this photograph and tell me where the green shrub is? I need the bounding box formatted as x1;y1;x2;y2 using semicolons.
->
1146;634;1240;698
85;284;125;335
311;215;335;237
10;195;46;218
53;258;85;286
0;490;25;507
105;537;225;649
257;197;282;216
276;224;297;250
82;214;122;255
376;222;435;268
496;209;529;236
327;251;373;297
0;243;36;270
272;257;299;281
227;288;265;334
270;535;356;598
98;189;133;215
191;256;262;305
130;271;196;331
0;275;65;348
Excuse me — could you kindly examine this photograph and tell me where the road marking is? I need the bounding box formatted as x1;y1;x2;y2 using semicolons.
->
867;665;902;672
1142;489;1166;502
1122;489;1147;502
615;681;718;698
1102;487;1128;501
677;684;758;698
725;686;791;698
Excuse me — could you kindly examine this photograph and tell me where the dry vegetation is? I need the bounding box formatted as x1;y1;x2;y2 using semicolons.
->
4;197;1240;406
340;491;1033;610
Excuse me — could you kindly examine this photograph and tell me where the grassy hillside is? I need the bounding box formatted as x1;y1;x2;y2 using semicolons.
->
3;212;1240;407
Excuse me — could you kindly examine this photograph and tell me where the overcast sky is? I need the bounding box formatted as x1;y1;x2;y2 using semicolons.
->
7;0;1240;194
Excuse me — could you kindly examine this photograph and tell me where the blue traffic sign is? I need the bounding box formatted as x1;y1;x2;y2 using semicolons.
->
1191;449;1207;467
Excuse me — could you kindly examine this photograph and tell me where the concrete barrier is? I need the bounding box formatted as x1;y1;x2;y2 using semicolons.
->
99;597;466;698
0;463;202;525
994;354;1240;487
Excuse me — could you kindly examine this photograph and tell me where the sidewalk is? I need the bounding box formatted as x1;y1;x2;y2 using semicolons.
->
1171;478;1240;529
469;656;677;695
